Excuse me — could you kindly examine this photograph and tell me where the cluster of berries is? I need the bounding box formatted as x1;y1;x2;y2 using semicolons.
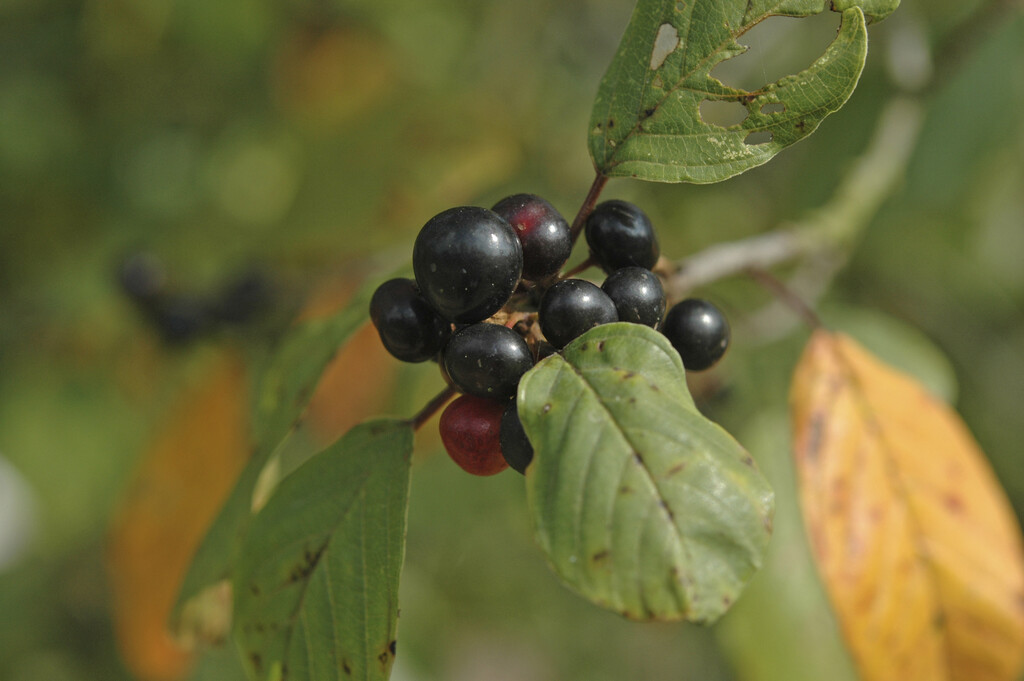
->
119;252;274;344
369;194;730;476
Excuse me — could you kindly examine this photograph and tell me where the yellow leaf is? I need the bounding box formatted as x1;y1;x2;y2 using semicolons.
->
791;330;1024;681
107;352;250;681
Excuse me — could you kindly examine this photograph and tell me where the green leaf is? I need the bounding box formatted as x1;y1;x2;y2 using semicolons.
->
233;419;414;681
173;268;403;622
832;0;899;23
519;323;774;622
589;1;878;183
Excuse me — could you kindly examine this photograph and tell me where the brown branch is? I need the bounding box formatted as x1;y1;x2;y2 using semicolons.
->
568;172;609;242
409;384;457;431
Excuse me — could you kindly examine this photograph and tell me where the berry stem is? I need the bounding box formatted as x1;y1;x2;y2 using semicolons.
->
559;256;595;279
745;267;824;330
568;172;608;243
409;384;458;431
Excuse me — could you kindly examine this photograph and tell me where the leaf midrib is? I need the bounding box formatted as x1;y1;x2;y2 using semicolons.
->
829;340;955;677
559;356;695;612
266;468;374;679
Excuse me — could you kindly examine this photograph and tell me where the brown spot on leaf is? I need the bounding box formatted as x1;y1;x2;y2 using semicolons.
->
658;499;675;520
342;658;352;675
607;119;615;129
288;545;326;583
389;639;397;655
666;462;686;477
250;653;263;674
619;485;634;495
944;493;965;514
741;454;754;467
592;550;610;563
598;341;606;351
795;119;806;131
805;411;826;463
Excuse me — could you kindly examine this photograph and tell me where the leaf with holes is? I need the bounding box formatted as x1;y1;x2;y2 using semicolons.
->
233;419;413;681
589;0;884;183
519;323;774;622
792;331;1024;681
173;267;404;625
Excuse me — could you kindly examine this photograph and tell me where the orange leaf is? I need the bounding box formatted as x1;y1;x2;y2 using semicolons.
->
304;320;399;446
791;330;1024;681
107;352;250;681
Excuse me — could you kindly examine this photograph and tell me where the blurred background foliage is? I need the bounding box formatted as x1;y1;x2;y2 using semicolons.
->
0;0;1022;679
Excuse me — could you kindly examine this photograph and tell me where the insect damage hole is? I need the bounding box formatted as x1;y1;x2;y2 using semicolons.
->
649;23;680;71
709;13;838;92
699;100;748;128
744;130;773;145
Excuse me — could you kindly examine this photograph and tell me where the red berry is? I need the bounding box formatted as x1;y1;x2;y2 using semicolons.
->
439;395;509;476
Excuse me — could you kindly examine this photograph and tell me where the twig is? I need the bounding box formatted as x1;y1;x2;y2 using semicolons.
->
409;384;457;431
746;267;825;330
568;172;609;242
560;256;595;279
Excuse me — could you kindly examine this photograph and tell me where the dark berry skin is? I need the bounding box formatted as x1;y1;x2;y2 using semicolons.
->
214;268;274;325
370;278;452;363
535;341;558;362
491;194;571;281
439;395;509;476
118;252;167;303
154;295;212;344
585;200;660;273
601;266;665;328
538;279;618;349
443;323;534;400
500;400;534;475
661;298;730;371
412;206;523;323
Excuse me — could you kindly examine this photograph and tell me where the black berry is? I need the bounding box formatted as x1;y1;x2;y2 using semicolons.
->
585;200;660;273
535;340;558;362
443;323;534;400
491;194;571;281
661;298;730;371
500;400;534;475
601;266;665;328
215;268;274;324
439;395;508;476
538;279;618;349
154;295;212;344
412;206;523;323
370;278;452;363
118;252;167;303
